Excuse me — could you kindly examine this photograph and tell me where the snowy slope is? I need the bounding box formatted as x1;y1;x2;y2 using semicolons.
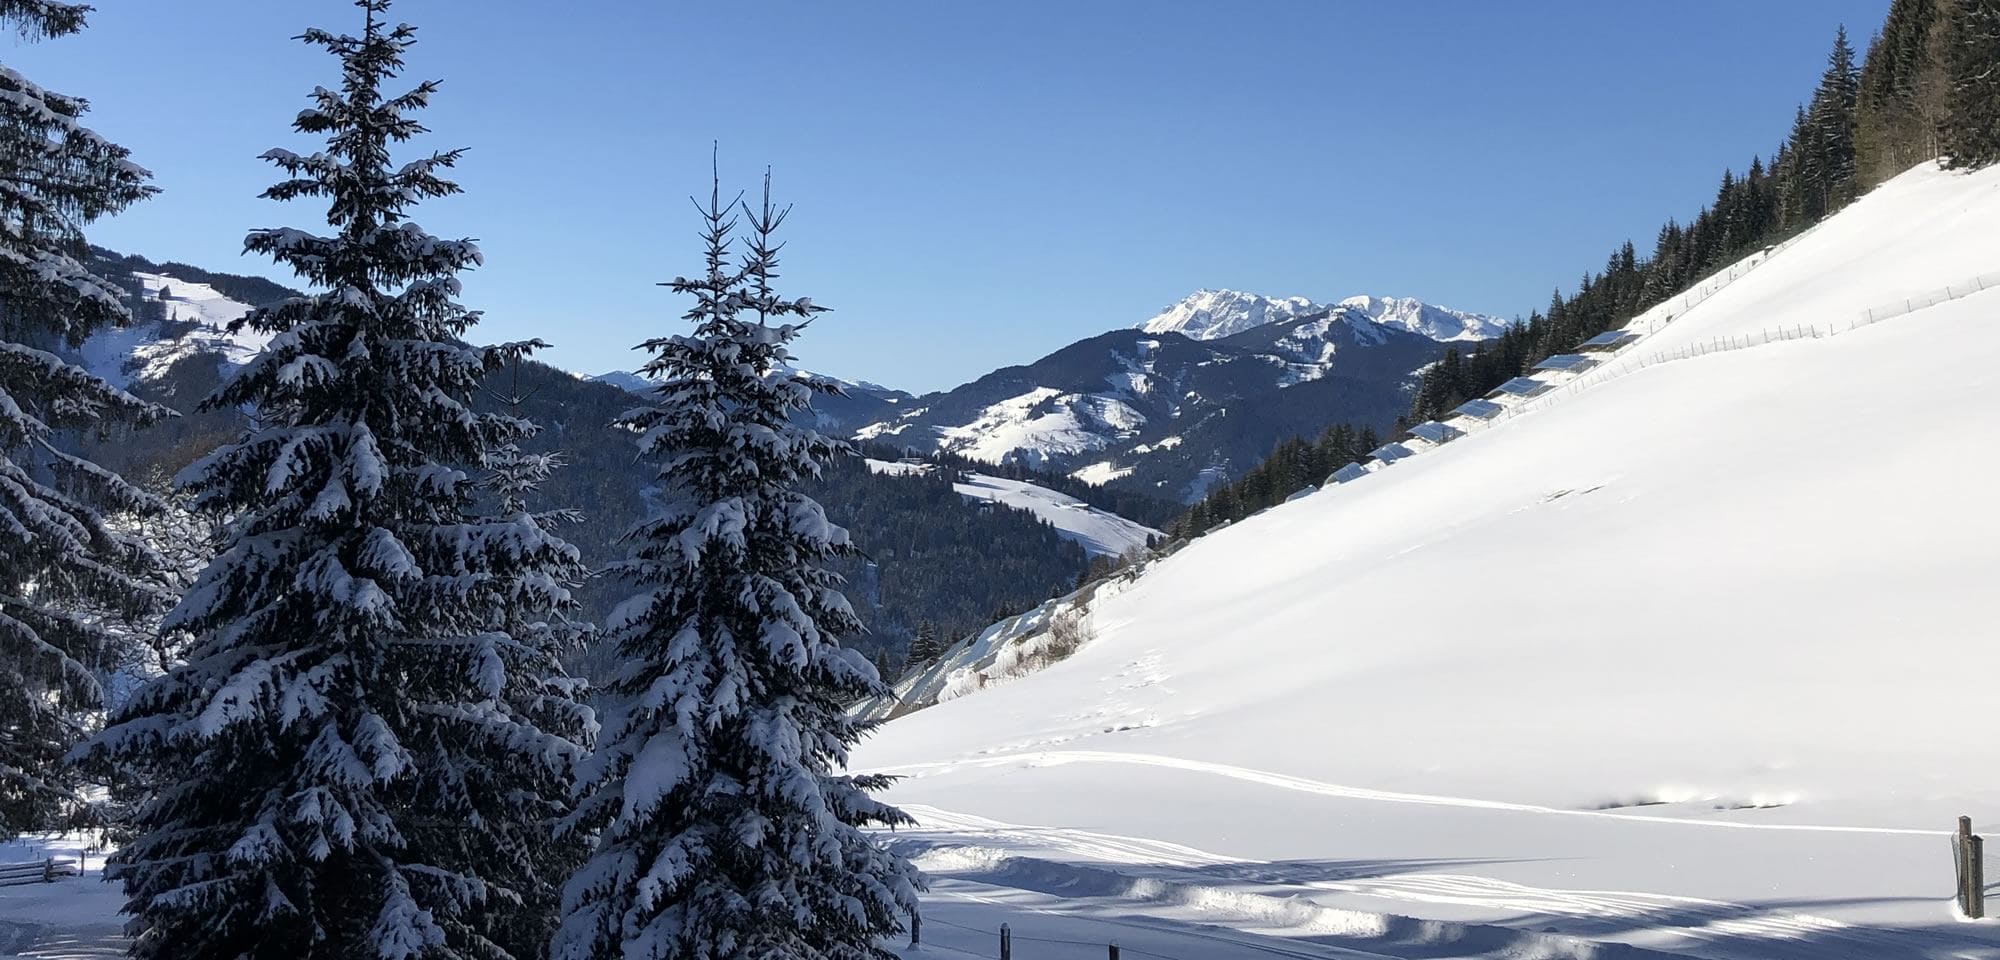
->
950;473;1159;558
865;459;1160;557
856;163;2000;959
1142;288;1505;343
75;271;266;385
927;388;1147;468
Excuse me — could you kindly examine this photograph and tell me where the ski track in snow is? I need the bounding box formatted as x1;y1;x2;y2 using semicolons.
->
925;882;1410;960
882;750;1946;837
897;805;1984;960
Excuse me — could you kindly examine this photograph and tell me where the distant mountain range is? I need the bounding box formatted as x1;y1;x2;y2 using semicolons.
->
63;249;1131;662
1140;288;1506;343
79;247;1494;510
821;289;1506;501
588;366;914;436
589;289;1505;502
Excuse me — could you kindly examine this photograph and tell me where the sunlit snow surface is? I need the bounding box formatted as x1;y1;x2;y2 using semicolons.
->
0;835;120;957
865;460;1159;558
858;163;2000;959
75;272;266;385
13;165;1999;960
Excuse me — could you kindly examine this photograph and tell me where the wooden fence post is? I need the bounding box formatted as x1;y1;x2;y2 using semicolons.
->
999;922;1011;960
41;857;53;883
908;913;920;947
1958;817;1976;916
1109;941;1121;960
1972;834;1987;920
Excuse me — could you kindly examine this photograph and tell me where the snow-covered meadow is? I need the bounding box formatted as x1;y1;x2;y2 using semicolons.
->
0;835;119;959
865;459;1161;558
74;273;265;386
855;162;2000;959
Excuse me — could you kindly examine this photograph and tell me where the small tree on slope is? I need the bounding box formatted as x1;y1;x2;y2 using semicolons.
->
79;3;589;957
907;620;943;668
0;0;168;840
557;173;922;960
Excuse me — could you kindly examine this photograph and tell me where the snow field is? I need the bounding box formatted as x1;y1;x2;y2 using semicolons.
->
858;162;2000;957
865;459;1162;558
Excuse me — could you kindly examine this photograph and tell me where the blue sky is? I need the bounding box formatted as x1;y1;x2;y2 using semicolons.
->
20;1;1885;393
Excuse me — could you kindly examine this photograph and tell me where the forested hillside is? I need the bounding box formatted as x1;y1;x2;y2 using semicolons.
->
64;262;1098;674
1406;10;1999;424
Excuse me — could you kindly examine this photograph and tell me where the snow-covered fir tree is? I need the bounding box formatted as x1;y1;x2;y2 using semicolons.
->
0;0;168;840
79;3;590;957
907;621;943;667
473;354;599;959
557;172;922;960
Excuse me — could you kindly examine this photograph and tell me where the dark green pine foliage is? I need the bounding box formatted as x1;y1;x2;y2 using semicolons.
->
0;0;168;840
82;3;589;957
907;619;944;666
558;173;921;960
1856;0;1951;184
1803;26;1862;217
1775;105;1817;228
1165;422;1375;541
461;354;600;959
1943;0;2000;167
808;446;1091;654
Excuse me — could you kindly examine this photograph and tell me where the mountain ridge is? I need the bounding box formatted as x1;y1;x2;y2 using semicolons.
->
1141;287;1507;343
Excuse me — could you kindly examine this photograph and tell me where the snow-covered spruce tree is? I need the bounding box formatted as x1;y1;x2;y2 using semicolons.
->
474;354;600;958
557;174;922;960
0;0;168;840
78;4;590;957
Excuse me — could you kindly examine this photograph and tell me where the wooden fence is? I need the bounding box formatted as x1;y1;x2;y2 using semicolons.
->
0;857;80;888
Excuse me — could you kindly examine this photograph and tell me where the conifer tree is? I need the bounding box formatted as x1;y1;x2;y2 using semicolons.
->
1776;105;1815;228
907;620;943;666
1804;27;1861;214
454;353;599;959
1857;0;1952;183
558;169;922;960
82;3;589;957
0;0;168;840
1942;0;2000;167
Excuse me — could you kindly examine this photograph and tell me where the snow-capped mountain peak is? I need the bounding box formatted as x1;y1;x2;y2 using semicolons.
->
1336;293;1509;342
1139;289;1322;341
1140;288;1505;344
